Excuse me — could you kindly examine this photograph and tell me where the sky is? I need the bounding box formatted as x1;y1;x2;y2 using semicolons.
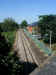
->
0;0;56;24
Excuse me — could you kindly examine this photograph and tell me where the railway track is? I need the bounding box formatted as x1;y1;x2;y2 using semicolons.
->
20;30;37;64
15;30;51;75
15;30;54;75
23;30;49;66
19;30;38;75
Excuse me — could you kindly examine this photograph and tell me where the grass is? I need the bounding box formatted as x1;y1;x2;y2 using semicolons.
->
2;31;16;46
51;44;56;51
40;39;56;51
0;30;25;75
1;30;16;56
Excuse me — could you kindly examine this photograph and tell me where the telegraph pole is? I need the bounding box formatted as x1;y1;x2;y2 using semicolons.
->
50;31;52;49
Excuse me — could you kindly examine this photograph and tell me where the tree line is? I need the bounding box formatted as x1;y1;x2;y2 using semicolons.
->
38;15;56;43
0;18;28;32
0;18;19;32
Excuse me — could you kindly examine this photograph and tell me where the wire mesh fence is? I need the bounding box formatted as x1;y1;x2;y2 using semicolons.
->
24;29;52;56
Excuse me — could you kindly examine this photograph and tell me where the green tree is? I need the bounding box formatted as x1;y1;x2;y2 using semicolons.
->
21;20;28;28
3;18;19;31
0;23;3;32
38;15;56;43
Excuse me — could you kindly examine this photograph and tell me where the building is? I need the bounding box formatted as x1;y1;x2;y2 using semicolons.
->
27;22;40;34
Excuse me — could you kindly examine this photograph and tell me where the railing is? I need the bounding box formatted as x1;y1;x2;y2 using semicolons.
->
24;29;52;56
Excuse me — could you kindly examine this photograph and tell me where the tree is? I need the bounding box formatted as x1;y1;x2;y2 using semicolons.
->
21;20;28;28
0;23;3;32
38;15;56;43
3;18;19;31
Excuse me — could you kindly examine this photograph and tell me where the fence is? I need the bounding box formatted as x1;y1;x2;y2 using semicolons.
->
24;29;52;56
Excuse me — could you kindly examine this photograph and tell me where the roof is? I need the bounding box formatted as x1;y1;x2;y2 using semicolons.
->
29;22;38;26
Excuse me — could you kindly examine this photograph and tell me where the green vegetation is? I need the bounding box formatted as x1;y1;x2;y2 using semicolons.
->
0;18;24;75
38;15;56;43
0;18;35;75
0;18;19;32
0;51;24;75
2;31;16;46
20;20;28;28
52;44;56;51
0;31;18;75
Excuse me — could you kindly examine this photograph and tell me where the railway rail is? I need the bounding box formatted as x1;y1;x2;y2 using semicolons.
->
19;30;38;75
23;30;49;66
14;29;54;75
20;30;38;64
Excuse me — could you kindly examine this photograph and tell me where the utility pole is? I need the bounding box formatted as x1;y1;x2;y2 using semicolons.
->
50;31;52;49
